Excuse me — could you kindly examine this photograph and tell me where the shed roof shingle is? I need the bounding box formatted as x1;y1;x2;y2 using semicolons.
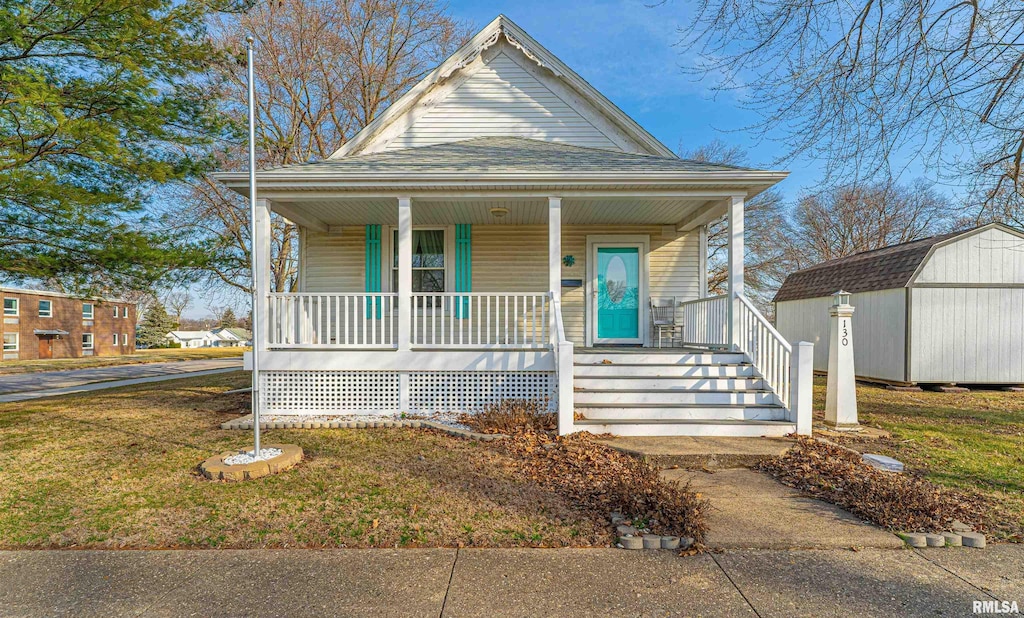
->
772;231;965;302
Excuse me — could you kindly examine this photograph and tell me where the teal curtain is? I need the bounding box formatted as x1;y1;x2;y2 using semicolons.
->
455;224;471;318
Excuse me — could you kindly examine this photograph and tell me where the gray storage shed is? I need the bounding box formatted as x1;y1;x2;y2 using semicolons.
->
774;223;1024;385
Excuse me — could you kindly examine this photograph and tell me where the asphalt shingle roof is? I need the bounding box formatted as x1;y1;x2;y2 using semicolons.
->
269;137;753;175
773;231;966;302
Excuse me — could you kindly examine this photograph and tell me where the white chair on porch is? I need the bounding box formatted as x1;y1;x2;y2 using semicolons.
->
650;297;683;348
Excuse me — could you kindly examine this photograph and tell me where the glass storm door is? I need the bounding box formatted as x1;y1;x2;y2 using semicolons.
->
596;246;641;342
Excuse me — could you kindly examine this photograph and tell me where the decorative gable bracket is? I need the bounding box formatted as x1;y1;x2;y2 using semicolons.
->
439;26;561;81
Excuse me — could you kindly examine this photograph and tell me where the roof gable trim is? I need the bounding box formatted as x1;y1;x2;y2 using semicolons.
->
329;15;674;160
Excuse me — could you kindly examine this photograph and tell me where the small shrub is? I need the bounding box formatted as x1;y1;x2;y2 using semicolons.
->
459;399;556;434
758;438;991;533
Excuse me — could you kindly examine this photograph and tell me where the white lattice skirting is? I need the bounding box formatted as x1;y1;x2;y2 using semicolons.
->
259;370;554;415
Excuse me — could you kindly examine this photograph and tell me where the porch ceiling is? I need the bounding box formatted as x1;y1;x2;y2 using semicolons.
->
271;196;723;228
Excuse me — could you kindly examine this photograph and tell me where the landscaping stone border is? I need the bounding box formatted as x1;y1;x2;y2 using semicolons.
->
220;414;505;442
200;443;303;482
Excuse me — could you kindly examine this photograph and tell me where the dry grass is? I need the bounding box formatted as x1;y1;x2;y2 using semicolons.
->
459;399;557;434
0;372;613;549
815;380;1024;541
758;438;990;534
0;347;245;375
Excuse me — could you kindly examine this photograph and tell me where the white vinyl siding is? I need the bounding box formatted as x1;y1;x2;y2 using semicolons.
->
382;51;621;152
909;286;1024;383
776;289;907;383
301;225;701;347
915;227;1024;285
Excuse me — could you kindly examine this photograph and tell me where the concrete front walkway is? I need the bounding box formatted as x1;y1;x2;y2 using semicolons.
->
0;359;243;402
0;547;1019;617
663;468;905;550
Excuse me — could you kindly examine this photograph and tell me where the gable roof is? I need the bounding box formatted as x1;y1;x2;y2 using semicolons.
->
329;15;675;159
773;229;975;302
213;327;251;340
167;331;214;340
262;137;751;177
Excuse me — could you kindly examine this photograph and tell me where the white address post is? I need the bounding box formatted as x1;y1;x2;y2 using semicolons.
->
825;290;860;430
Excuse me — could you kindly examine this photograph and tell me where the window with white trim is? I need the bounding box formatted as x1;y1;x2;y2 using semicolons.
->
3;298;17;316
113;333;119;345
113;306;118;318
82;303;94;320
391;228;447;294
122;332;128;345
122;306;128;318
2;333;17;352
82;333;93;350
38;300;52;318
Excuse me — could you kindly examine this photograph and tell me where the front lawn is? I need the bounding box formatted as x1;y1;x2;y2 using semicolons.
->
0;347;245;375
816;380;1024;540
0;372;616;549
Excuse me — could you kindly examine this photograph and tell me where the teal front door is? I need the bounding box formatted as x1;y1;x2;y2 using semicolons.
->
596;246;641;342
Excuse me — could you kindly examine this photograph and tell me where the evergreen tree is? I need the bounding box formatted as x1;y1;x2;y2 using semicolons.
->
136;302;178;348
0;0;238;293
218;307;238;328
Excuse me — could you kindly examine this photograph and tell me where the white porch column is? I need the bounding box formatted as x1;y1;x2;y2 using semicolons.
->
254;198;272;354
397;197;413;352
548;197;562;309
727;195;745;350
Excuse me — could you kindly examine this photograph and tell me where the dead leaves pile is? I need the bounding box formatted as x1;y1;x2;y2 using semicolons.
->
757;438;990;533
493;428;710;542
459;399;557;434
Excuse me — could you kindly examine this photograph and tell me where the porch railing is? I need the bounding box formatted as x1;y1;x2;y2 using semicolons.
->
411;292;550;348
679;294;729;348
736;295;792;408
678;293;792;407
268;293;397;348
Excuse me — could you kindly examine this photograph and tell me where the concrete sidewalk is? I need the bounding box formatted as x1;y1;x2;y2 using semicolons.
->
0;359;243;402
664;468;905;550
0;547;1019;617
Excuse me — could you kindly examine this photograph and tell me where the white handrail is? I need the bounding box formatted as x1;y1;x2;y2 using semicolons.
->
678;294;729;348
268;293;397;348
550;291;574;435
736;294;792;407
410;292;549;349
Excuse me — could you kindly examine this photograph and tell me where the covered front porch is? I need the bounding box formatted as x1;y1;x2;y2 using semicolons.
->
215;138;808;436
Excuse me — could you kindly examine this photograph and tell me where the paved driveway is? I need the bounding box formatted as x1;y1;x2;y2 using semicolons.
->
0;546;1019;617
0;358;243;401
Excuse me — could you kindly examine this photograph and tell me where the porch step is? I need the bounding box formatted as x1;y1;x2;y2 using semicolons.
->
574;390;779;406
573;377;765;391
573;352;747;366
574;418;796;437
576;404;787;421
573;364;756;378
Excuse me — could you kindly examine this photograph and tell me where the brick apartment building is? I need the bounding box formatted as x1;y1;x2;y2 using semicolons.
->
1;288;136;361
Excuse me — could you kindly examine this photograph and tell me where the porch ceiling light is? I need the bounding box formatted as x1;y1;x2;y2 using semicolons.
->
489;206;509;218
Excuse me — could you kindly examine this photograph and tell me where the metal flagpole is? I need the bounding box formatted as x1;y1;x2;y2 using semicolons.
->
246;35;261;455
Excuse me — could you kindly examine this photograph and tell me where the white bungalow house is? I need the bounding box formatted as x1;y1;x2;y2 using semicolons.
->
213;15;813;437
166;330;219;349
